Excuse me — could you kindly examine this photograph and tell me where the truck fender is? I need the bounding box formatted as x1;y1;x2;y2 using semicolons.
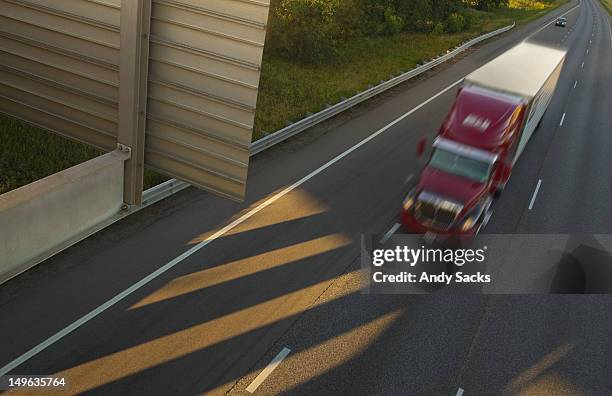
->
494;163;512;195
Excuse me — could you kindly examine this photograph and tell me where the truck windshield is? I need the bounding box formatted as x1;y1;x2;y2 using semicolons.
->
428;149;491;183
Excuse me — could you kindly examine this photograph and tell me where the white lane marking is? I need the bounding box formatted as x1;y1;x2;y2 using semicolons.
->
405;173;415;184
586;48;589;54
560;112;566;126
527;1;581;39
581;61;585;68
456;388;465;396
529;180;543;211
246;347;291;393
0;79;465;377
380;223;401;244
573;80;578;89
606;11;612;48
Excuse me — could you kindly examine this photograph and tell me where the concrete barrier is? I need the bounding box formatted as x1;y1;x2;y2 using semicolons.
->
0;150;126;283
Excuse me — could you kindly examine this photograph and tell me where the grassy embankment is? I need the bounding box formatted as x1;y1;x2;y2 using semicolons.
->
599;0;612;14
255;0;567;139
0;0;567;194
0;118;101;194
0;118;163;194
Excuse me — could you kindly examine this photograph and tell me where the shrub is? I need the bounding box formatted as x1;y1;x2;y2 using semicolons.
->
267;0;342;63
395;0;433;31
432;21;445;34
382;7;404;35
265;0;506;62
334;0;363;37
462;10;476;29
445;12;466;32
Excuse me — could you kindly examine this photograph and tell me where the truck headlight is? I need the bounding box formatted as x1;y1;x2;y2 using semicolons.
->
403;196;414;211
461;216;476;231
402;188;417;211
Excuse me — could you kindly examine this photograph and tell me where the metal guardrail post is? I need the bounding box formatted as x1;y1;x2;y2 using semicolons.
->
118;0;152;206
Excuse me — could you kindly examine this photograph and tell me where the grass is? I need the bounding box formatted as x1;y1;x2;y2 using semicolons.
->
0;117;167;194
599;0;612;14
0;118;102;195
0;0;568;194
253;0;568;139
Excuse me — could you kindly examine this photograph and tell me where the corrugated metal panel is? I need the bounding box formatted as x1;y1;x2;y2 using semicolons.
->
0;0;270;202
0;95;117;150
145;0;269;200
0;0;120;149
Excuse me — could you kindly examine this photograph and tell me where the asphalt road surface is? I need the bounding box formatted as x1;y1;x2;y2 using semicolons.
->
1;0;612;394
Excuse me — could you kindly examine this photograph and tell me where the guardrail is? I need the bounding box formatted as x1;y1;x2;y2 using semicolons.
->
144;22;515;205
250;22;515;155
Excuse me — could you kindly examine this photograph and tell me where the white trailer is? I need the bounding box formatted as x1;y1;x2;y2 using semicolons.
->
463;42;566;162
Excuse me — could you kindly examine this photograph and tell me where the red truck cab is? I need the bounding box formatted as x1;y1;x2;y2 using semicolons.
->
401;42;565;238
401;85;526;236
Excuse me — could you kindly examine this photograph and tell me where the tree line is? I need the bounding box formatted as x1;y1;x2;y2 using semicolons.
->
266;0;511;63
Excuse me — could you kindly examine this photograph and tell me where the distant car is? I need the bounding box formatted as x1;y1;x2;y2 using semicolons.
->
555;17;567;27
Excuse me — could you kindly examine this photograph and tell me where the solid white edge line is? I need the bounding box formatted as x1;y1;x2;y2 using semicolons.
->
0;78;465;377
560;112;566;126
405;173;415;184
456;387;465;396
246;347;291;393
380;223;401;244
529;180;543;211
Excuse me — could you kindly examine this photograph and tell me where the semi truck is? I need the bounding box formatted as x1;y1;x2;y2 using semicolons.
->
401;42;566;238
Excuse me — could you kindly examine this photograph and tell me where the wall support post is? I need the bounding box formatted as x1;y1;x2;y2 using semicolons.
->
118;0;152;205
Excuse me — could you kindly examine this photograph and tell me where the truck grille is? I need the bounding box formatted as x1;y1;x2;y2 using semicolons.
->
414;193;462;229
417;201;437;219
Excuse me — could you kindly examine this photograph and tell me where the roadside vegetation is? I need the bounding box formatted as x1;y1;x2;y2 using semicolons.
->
0;119;161;194
599;0;612;14
0;0;567;194
254;0;567;138
0;118;101;195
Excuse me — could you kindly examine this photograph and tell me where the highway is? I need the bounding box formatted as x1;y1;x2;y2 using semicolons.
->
1;0;612;394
